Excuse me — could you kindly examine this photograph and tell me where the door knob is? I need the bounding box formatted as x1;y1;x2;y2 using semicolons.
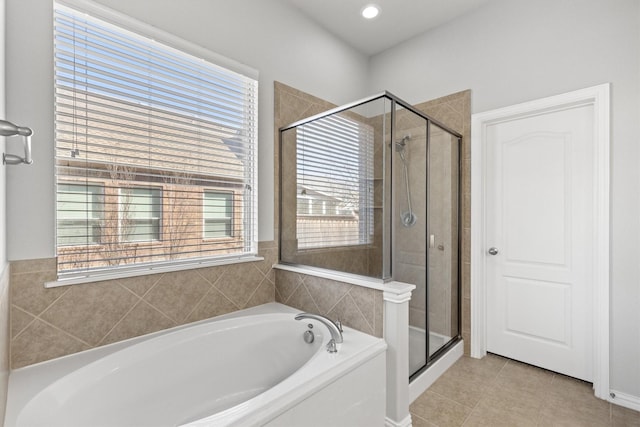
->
488;247;499;256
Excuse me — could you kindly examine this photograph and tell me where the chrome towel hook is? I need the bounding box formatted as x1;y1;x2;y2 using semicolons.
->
0;119;33;165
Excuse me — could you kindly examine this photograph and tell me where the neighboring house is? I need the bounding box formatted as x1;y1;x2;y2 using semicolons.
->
296;184;362;249
55;86;248;273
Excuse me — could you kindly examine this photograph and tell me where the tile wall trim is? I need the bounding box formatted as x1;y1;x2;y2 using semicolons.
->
274;263;385;291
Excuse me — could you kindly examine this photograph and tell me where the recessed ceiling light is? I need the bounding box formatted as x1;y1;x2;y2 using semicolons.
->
361;4;380;19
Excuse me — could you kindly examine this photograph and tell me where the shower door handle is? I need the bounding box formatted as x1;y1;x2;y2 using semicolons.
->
488;247;499;256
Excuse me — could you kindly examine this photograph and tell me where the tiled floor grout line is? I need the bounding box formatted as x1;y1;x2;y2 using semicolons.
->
534;372;555;427
460;360;507;426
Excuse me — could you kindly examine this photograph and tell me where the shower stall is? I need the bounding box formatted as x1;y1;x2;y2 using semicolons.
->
279;92;461;381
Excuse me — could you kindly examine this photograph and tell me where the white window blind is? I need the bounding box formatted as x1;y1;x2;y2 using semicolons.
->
296;114;374;249
54;2;258;279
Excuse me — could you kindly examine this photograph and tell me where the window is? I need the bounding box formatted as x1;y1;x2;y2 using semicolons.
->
120;187;161;242
54;2;258;280
296;114;374;249
57;183;103;246
203;191;233;239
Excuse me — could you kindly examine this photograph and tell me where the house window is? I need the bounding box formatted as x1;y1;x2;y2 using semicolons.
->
296;114;374;249
120;187;162;242
53;2;258;280
203;191;233;239
57;183;103;246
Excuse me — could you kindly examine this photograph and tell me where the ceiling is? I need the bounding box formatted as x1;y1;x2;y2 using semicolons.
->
283;0;492;56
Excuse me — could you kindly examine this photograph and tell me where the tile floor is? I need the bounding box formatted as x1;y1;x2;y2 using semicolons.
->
410;354;640;427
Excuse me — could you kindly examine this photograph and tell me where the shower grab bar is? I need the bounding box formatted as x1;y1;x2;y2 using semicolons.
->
0;119;34;165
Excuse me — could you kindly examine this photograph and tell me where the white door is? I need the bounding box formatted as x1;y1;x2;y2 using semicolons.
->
485;104;595;381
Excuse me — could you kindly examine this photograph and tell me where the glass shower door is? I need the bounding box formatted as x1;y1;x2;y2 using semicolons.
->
426;122;460;360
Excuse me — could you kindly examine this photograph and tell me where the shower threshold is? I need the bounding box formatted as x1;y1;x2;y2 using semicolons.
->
407;328;463;403
409;326;451;375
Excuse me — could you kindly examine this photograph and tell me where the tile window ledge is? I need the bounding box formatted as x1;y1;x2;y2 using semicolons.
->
273;263;415;296
45;255;265;288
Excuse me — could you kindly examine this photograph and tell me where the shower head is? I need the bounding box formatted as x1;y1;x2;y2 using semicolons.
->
395;135;411;152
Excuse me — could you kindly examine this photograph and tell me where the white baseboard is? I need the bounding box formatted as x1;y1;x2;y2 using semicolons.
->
609;390;640;412
385;414;412;427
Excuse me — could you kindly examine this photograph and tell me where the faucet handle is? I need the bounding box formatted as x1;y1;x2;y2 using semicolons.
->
335;320;343;333
326;339;338;353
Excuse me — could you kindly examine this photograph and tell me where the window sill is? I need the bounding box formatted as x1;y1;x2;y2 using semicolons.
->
45;254;264;289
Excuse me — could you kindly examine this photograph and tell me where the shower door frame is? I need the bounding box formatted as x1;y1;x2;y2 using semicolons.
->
279;91;464;379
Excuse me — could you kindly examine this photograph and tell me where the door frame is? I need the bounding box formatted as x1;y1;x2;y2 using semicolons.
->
470;84;610;399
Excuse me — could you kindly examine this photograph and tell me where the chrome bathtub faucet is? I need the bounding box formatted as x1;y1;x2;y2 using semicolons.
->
294;313;343;353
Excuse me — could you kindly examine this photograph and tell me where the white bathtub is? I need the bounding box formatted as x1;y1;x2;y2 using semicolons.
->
5;303;387;427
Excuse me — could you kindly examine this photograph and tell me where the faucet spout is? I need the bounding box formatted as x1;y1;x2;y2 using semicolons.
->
295;313;343;344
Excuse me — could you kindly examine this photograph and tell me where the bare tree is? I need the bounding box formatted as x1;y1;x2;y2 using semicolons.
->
97;162;138;266
162;172;196;260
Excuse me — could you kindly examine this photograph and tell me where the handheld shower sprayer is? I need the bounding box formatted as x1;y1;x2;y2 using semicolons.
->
0;119;34;165
396;135;416;227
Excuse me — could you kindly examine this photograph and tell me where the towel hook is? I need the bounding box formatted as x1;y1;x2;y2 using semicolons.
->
0;119;33;165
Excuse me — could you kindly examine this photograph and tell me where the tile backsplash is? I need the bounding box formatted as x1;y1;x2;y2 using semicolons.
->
275;269;383;338
10;242;277;369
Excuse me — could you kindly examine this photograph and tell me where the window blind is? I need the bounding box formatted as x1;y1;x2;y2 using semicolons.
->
54;3;258;279
296;114;374;249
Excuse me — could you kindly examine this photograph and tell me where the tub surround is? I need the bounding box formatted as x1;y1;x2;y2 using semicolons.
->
9;240;388;369
275;269;384;338
6;303;387;426
9;241;277;369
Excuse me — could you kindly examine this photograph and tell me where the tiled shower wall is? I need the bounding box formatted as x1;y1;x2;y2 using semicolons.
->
9;242;277;369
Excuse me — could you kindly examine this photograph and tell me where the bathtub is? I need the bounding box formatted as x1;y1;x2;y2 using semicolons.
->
5;303;387;427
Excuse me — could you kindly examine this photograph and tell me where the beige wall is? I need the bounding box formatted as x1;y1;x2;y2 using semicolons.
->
9;242;277;368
